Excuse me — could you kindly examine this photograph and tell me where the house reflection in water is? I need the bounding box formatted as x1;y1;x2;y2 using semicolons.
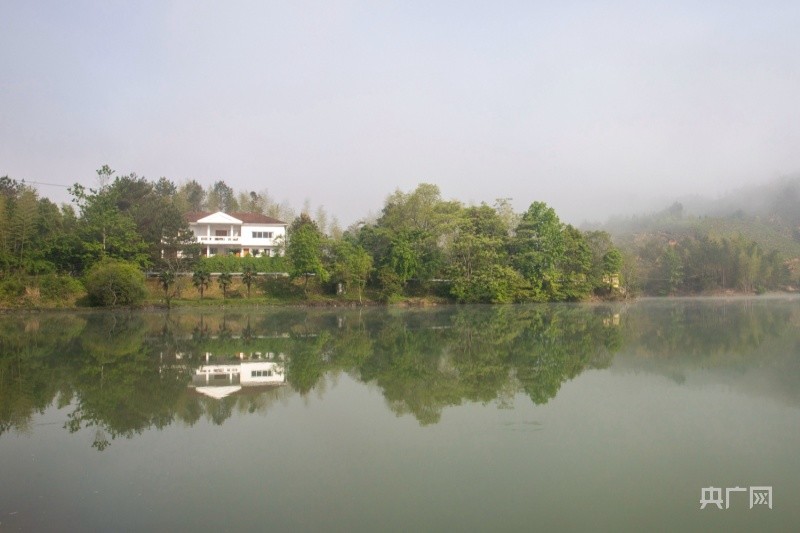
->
188;352;286;399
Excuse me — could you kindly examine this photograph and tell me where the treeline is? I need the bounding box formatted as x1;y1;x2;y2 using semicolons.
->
303;184;623;303
604;200;796;295
626;233;787;295
12;166;794;304
0;168;625;306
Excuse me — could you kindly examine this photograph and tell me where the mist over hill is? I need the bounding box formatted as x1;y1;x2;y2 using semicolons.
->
591;176;800;295
599;176;800;247
675;175;800;222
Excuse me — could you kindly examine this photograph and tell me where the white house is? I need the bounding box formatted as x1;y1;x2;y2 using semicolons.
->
185;211;287;258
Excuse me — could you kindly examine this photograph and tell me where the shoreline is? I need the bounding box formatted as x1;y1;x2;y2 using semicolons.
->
2;290;797;313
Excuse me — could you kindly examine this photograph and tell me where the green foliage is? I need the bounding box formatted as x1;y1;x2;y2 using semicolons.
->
510;202;568;301
217;270;233;299
585;230;624;294
39;274;84;301
376;266;403;302
602;248;622;275
12;166;791;306
177;180;206;212
331;240;373;303
626;233;789;295
70;179;150;270
198;254;286;274
287;214;328;293
659;246;684;295
192;266;211;299
0;180;78;276
241;263;257;297
158;270;176;306
206;180;238;212
364;183;460;289
261;275;299;299
387;232;420;283
84;259;147;307
559;225;593;301
450;264;525;303
447;205;516;303
603;178;800;294
0;276;25;300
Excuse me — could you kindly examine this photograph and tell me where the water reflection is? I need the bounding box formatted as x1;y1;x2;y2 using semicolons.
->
1;298;798;449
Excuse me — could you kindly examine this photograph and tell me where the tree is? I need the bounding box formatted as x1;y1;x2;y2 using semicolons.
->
331;240;373;303
241;262;257;298
158;269;175;307
10;188;38;268
107;174;194;267
387;232;420;284
493;198;521;236
375;183;462;282
559;225;592;301
69;180;149;270
0;183;62;274
585;230;622;293
217;270;232;300
177;180;206;212
238;191;265;214
659;246;684;295
206;180;238;212
0;192;10;271
287;214;328;294
510;202;566;301
192;266;211;299
448;205;515;303
602;249;622;285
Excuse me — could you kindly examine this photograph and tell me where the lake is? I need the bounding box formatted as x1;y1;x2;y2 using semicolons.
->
1;297;799;532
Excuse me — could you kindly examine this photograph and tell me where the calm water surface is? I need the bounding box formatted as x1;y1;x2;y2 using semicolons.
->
1;297;799;532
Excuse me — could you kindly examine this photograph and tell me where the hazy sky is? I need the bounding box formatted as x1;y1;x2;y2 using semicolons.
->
3;1;800;225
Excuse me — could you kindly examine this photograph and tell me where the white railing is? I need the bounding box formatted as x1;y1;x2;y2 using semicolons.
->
197;236;240;243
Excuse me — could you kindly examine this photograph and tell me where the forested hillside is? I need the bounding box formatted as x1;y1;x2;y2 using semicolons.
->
599;177;800;295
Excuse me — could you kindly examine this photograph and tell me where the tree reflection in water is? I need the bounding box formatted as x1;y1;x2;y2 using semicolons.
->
1;299;797;449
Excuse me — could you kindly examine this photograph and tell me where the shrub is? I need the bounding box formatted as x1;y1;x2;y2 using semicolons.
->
199;255;287;274
39;274;84;301
84;260;147;307
261;275;297;299
0;276;26;301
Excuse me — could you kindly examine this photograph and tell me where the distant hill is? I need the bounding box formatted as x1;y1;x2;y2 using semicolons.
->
593;176;800;294
601;176;800;259
681;175;800;223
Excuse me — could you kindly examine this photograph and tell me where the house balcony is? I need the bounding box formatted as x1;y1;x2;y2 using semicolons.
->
197;235;241;244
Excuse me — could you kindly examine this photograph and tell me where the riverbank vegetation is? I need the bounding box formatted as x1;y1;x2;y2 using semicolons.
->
0;168;796;308
598;178;800;295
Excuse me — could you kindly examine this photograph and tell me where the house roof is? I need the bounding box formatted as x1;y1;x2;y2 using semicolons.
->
185;211;287;225
190;383;286;400
231;212;287;225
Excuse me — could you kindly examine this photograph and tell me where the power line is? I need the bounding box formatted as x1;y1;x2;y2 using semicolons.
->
21;180;71;188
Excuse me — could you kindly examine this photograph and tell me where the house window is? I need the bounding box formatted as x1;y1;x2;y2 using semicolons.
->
209;247;218;255
251;370;274;377
215;230;228;237
251;231;274;239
